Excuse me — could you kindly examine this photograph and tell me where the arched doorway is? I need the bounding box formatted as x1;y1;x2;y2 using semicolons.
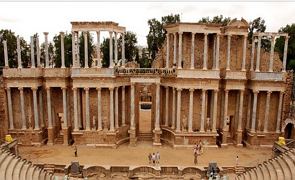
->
285;123;294;139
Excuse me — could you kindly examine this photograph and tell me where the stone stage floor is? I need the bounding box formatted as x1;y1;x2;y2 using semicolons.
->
18;141;272;168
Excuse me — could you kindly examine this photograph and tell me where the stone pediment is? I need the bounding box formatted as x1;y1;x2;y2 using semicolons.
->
227;18;249;28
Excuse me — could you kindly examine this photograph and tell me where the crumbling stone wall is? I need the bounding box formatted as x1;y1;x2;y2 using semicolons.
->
0;77;8;140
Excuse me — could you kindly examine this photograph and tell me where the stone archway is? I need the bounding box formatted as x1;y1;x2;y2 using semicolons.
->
281;118;295;139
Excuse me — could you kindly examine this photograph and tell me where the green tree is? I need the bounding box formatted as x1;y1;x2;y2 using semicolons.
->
0;29;30;68
137;48;151;68
79;32;95;67
53;33;73;67
198;15;231;26
40;42;54;67
275;24;295;70
248;17;271;51
146;14;180;60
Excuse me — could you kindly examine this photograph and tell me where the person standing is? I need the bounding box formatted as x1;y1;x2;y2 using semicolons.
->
148;153;152;164
236;156;239;166
194;147;200;165
156;152;160;165
151;153;156;166
74;146;78;157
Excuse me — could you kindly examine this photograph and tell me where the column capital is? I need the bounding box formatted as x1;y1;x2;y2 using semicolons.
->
31;87;38;91
214;89;219;93
18;87;24;91
267;91;272;94
165;86;169;89
5;87;11;91
178;31;183;35
96;87;101;91
285;36;290;40
131;82;136;86
72;87;77;91
174;32;177;36
45;87;51;91
189;88;194;92
60;31;65;36
109;87;114;91
202;89;207;93
225;89;229;93
166;33;170;37
244;34;248;39
204;32;208;36
109;31;113;35
43;32;49;36
191;32;196;36
253;90;259;94
61;86;67;90
240;89;245;93
227;34;232;38
96;30;100;34
84;87;90;91
177;88;182;92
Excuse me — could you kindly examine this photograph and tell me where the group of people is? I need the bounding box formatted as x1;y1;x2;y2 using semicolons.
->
193;140;203;164
148;152;160;166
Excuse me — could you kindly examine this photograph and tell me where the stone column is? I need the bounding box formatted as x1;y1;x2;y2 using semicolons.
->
173;33;177;68
188;88;194;132
3;41;8;68
72;31;77;68
203;33;208;70
96;87;102;130
30;36;35;68
32;88;39;130
130;84;135;130
242;35;247;71
213;36;216;69
76;32;81;67
251;91;259;133
176;88;182;132
283;36;289;72
109;31;114;68
223;90;229;130
36;36;41;67
83;32;89;68
250;37;255;71
17;36;22;68
77;88;82;129
109;87;114;131
73;88;79;131
166;33;170;68
6;88;14;129
62;87;67;128
19;87;26;129
255;35;262;72
226;35;231;70
115;87;119;129
172;88;176;129
276;91;284;133
44;32;49;68
200;89;207;132
96;31;101;68
122;33;126;67
268;36;275;72
263;91;272;132
60;32;65;68
165;87;169;126
191;33;195;69
178;32;183;69
122;86;126;126
39;90;44;128
237;90;244;131
155;83;161;130
85;88;90;130
246;92;252;129
114;32;118;64
46;88;52;128
215;34;220;70
212;90;218;132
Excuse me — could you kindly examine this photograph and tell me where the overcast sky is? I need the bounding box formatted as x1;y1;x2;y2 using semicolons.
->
0;2;295;46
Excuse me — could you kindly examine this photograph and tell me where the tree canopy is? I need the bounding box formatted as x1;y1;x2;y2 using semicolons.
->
197;15;231;26
53;33;73;67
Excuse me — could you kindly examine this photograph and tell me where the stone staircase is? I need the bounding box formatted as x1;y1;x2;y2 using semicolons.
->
0;148;53;180
138;132;153;141
235;165;246;175
54;134;64;144
235;148;295;180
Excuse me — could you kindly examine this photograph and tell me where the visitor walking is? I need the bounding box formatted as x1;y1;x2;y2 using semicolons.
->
74;146;78;157
194;147;200;165
236;156;239;166
156;152;160;165
148;153;152;164
151;153;156;166
198;140;203;154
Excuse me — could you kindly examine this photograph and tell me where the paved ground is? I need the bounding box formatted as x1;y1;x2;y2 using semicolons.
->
19;142;272;167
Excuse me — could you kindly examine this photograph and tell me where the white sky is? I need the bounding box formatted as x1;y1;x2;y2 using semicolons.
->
0;2;295;46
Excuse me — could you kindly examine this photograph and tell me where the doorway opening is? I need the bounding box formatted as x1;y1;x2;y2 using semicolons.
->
285;123;294;139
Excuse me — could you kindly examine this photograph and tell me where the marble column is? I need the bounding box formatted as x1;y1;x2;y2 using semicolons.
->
166;33;170;68
60;32;65;68
32;88;39;130
96;88;102;130
73;88;79;131
251;91;259;133
215;34;220;70
46;88;52;129
200;89;207;132
62;87;67;128
283;36;289;72
96;31;101;68
83;32;89;68
155;83;160;130
191;33;195;69
122;33;126;67
255;35;262;72
178;32;183;69
212;90;218;132
72;31;77;68
176;88;182;132
3;41;8;68
76;32;80;67
165;87;169;126
242;35;247;71
263;91;272;132
30;36;35;68
237;90;244;131
188;88;194;132
36;36;41;67
226;35;231;70
6;88;14;129
268;36;275;72
115;87;119;129
17;36;22;68
203;33;208;70
173;33;177;68
250;37;255;71
223;90;229;130
130;84;135;130
39;89;44;128
109;31;114;68
19;87;26;129
122;86;126;126
44;32;49;68
172;88;176;129
109;87;114;131
85;88;90;130
114;32;118;64
77;89;82;129
276;91;284;133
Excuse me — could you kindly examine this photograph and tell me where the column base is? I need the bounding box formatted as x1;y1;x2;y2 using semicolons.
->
221;130;228;147
153;129;162;146
235;130;243;146
128;129;137;146
47;127;54;145
62;128;69;146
